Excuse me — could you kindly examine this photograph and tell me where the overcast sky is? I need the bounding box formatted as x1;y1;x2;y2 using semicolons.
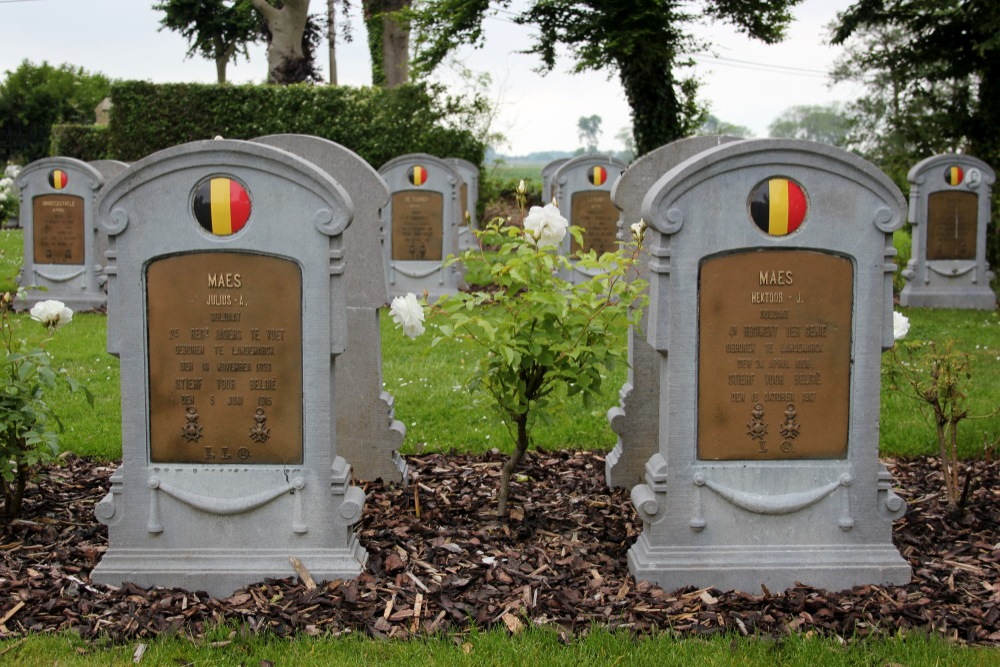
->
0;0;861;156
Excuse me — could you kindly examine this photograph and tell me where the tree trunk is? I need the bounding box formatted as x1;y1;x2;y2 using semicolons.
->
362;0;410;88
618;54;686;157
327;0;338;85
497;413;529;517
251;0;311;84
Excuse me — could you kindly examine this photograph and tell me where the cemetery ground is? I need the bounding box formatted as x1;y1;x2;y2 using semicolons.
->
0;228;999;664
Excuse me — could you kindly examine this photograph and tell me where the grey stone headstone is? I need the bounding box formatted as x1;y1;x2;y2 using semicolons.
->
606;136;742;490
541;158;569;205
629;139;910;593
253;134;407;484
380;154;464;300
15;157;108;311
899;154;996;309
446;158;480;253
91;139;367;597
551;154;626;282
88;160;130;294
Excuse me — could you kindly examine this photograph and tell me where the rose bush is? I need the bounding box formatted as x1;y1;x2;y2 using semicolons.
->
0;163;20;225
0;291;90;517
428;189;646;515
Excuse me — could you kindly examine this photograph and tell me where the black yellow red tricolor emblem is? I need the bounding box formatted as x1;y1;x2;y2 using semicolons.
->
193;177;251;236
587;165;607;186
48;169;68;190
749;178;807;236
944;166;964;186
407;166;428;186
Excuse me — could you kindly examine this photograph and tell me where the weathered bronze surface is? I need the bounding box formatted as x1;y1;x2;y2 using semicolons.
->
459;182;469;223
391;191;444;261
146;252;303;464
927;191;977;260
32;195;85;264
570;191;620;255
698;249;852;460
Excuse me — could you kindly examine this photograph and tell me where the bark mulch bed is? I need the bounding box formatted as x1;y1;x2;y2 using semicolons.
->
1;451;998;645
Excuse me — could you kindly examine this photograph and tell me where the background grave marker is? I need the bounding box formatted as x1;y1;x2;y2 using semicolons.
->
899;153;996;309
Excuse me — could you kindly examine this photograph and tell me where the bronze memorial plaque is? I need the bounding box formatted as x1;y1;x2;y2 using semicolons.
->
391;191;444;261
570;191;620;255
926;191;977;260
32;195;85;265
146;252;303;464
698;249;853;460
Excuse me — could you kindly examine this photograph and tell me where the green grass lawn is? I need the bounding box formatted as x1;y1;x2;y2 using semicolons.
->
6;626;999;666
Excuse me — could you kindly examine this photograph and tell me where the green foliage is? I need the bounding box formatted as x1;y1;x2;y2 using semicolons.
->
106;80;485;167
891;228;911;294
0;292;91;517
767;104;850;146
885;334;998;513
831;0;1000;269
0;60;112;163
696;114;754;139
48;124;109;161
429;198;645;514
410;1;799;156
153;0;261;84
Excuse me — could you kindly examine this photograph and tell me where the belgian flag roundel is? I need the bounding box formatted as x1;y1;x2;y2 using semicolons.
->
48;169;68;190
587;165;608;186
944;165;964;186
407;165;428;186
193;177;251;236
749;178;807;236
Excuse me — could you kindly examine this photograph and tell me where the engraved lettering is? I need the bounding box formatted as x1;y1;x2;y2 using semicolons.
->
736;359;751;369
206;293;232;306
794;372;822;385
216;361;251;372
725;343;756;353
209;312;242;322
751;292;784;303
731;392;746;403
764;392;795;402
226;395;244;406
231;345;276;355
805;325;827;337
249;378;277;390
175;378;203;390
179;361;193;371
759;309;789;319
216;378;236;390
256;362;272;372
208;273;242;288
266;328;285;341
780;342;824;353
743;325;778;337
758;270;793;285
189;327;209;340
728;373;755;386
214;328;243;340
764;373;784;385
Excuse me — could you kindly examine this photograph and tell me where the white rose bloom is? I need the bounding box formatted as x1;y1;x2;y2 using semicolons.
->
893;311;910;340
389;292;425;338
4;165;20;179
523;202;568;248
30;300;74;329
630;220;646;242
0;177;12;190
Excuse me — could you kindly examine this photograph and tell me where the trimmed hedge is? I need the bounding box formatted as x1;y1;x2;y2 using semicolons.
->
108;81;485;169
49;124;110;161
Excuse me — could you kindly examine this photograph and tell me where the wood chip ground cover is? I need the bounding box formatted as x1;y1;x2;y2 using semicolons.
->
1;452;998;645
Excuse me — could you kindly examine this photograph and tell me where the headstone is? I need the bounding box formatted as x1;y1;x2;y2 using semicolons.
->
380;154;464;300
88;160;130;295
541;158;569;205
447;158;480;253
551;154;626;282
628;139;910;593
606;137;742;490
899;154;996;309
91;139;367;596
15;157;108;311
94;97;113;125
253;134;407;483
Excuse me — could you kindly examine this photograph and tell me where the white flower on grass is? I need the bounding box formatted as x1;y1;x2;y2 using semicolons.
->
523;202;568;248
389;292;425;338
30;300;73;330
893;311;910;340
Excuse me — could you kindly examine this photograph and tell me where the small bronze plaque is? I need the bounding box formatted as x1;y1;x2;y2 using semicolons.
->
698;249;852;460
391;191;444;261
146;252;303;464
459;182;470;224
570;191;620;255
32;195;85;265
926;191;977;260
